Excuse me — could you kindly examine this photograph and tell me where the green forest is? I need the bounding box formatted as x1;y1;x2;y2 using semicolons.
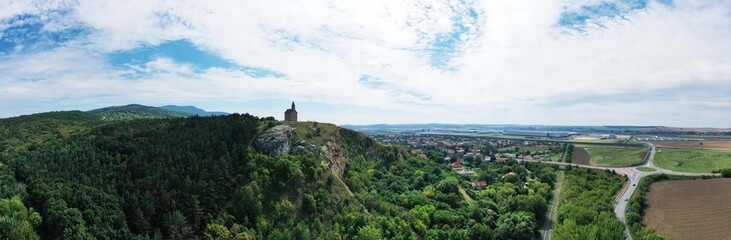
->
553;168;626;240
0;110;626;239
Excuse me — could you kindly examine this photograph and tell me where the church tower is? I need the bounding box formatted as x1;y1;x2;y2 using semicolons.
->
284;101;298;121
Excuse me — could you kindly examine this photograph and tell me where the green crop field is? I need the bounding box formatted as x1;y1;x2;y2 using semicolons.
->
578;144;648;167
654;148;731;173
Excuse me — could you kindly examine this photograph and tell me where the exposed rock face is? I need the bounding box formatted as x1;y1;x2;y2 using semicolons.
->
321;140;347;178
255;125;296;155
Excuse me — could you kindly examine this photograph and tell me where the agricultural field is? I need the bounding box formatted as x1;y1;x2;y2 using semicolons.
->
654;147;731;173
646;140;731;149
571;147;590;165
578;144;648;167
643;178;731;240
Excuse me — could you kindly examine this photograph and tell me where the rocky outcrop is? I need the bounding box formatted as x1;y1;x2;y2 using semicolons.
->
255;125;296;155
321;140;347;178
255;123;350;178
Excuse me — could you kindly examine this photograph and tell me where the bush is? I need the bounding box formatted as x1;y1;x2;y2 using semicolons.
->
721;168;731;178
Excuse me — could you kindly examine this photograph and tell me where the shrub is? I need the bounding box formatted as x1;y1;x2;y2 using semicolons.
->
721;168;731;178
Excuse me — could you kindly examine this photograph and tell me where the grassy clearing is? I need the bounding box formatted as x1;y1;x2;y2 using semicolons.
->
458;186;475;206
547;153;562;162
654;147;731;173
578;144;648;167
283;121;340;146
636;167;657;172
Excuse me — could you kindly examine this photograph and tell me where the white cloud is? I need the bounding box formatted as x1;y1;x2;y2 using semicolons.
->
1;0;731;127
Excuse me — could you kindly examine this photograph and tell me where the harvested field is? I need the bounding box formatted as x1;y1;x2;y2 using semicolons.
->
643;178;731;240
646;140;731;150
571;147;590;165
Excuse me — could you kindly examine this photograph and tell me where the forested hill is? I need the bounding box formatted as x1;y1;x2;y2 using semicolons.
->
0;111;558;239
89;104;192;120
159;105;229;116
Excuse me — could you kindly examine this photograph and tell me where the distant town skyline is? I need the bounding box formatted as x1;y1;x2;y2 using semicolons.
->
2;1;731;127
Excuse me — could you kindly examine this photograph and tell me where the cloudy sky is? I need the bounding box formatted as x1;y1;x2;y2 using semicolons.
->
1;0;730;127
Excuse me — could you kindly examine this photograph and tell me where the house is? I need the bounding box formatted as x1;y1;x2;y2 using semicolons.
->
496;158;508;163
457;148;465;154
451;162;464;171
471;181;488;189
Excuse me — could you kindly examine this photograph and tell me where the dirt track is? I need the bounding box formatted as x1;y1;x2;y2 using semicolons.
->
571;147;590;165
646;141;731;150
643;178;731;240
543;171;564;240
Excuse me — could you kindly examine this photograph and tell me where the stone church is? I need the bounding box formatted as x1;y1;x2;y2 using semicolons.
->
284;101;297;121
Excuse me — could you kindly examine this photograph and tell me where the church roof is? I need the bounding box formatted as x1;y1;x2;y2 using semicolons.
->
285;109;297;114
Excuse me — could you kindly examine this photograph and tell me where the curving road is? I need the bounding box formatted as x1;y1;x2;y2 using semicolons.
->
523;143;719;240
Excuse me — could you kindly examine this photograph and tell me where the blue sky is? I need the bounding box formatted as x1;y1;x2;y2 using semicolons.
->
1;0;731;127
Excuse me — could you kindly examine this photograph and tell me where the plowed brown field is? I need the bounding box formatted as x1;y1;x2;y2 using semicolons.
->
643;178;731;240
646;141;731;150
571;147;590;165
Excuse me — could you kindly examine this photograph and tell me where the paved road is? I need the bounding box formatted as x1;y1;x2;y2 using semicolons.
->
522;143;719;240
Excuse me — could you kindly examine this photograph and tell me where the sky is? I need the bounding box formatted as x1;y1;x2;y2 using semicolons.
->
1;0;730;127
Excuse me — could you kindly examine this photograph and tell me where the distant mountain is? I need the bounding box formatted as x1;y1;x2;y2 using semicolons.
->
89;104;191;120
159;105;229;116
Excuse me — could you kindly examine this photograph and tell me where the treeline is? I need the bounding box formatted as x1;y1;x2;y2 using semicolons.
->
553;167;626;240
562;144;574;163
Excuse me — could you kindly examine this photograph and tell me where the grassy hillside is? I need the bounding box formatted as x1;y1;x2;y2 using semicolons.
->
0;113;559;239
577;144;648;167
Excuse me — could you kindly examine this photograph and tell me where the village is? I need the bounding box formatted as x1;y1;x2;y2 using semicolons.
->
371;133;569;189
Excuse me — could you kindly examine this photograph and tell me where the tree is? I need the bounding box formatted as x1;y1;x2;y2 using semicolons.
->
45;198;92;240
471;223;492;240
494;212;538;240
203;223;232;240
163;211;191;240
436;177;459;194
355;225;382;240
0;196;41;240
515;194;548;223
301;194;316;214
